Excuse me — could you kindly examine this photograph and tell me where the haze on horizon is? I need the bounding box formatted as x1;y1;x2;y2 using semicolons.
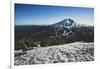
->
15;4;94;26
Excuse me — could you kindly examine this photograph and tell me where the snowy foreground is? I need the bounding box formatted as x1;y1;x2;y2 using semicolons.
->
14;42;94;65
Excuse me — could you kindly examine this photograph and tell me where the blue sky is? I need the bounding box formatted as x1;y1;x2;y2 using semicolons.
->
15;4;94;25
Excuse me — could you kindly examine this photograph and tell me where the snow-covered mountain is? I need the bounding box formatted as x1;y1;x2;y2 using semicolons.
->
51;18;93;36
52;18;76;30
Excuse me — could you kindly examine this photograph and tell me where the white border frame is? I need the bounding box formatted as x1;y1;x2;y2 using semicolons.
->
10;0;95;69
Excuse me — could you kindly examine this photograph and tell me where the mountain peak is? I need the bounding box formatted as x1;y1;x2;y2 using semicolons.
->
52;18;75;30
61;18;74;26
52;18;75;27
51;18;76;36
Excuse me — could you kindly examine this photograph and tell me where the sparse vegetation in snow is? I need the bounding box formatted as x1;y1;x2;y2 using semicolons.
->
14;42;94;65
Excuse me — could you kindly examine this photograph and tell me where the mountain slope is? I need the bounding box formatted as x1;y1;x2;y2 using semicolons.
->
51;18;94;36
15;42;94;65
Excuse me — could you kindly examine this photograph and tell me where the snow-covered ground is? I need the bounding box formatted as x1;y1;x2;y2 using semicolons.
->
14;42;94;65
